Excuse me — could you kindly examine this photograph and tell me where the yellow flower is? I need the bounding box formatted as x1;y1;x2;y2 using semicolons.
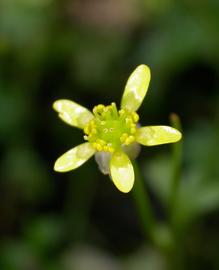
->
53;65;182;193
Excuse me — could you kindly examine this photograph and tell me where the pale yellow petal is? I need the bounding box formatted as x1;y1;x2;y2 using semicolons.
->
110;151;134;193
53;99;94;129
54;143;95;172
136;126;182;146
121;64;151;112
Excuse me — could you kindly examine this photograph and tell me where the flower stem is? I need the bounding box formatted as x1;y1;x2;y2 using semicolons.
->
132;161;157;244
169;113;182;218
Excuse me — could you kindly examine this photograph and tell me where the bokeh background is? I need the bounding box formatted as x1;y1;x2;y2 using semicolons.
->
1;0;219;269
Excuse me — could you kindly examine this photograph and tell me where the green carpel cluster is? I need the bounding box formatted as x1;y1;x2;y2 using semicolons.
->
83;103;139;152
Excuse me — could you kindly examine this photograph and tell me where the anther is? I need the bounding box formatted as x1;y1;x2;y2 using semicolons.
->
96;139;106;145
108;147;114;153
132;112;139;122
130;128;136;134
96;144;103;151
125;117;132;124
120;133;128;143
84;126;90;134
119;109;125;115
124;135;135;145
91;128;97;134
97;104;105;110
92;142;97;148
103;146;108;151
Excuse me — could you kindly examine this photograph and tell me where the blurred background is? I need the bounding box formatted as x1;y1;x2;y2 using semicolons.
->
1;0;219;269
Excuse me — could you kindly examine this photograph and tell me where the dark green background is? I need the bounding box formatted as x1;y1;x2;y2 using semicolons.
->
1;0;219;269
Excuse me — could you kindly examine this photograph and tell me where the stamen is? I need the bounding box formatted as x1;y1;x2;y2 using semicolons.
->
91;128;97;134
132;112;139;122
84;104;140;152
130;127;136;134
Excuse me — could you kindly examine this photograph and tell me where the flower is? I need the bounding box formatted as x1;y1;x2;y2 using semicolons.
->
53;65;182;193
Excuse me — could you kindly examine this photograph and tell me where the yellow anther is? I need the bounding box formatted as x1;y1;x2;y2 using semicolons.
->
125;139;130;145
92;107;98;114
90;122;96;129
108;147;114;153
84;135;88;140
124;138;129;145
84;125;90;134
125;117;132;124
130;135;135;141
128;135;135;143
103;145;108;151
125;135;135;145
97;104;105;110
90;119;95;125
91;128;97;134
120;133;128;143
93;104;105;114
92;142;97;148
96;144;103;151
119;109;125;115
96;139;106;145
130;127;136;134
104;106;111;112
132;112;139;122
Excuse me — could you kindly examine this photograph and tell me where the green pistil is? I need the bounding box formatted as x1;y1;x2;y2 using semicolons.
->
83;103;139;153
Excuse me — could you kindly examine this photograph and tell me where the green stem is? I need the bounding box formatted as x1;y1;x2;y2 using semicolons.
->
132;161;174;253
167;114;185;270
169;113;183;218
132;161;157;244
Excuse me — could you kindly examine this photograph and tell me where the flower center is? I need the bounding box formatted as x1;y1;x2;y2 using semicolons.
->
83;103;139;152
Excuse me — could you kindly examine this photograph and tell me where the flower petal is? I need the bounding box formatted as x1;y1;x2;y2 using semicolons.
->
121;64;151;112
136;126;182;146
54;142;95;172
110;151;134;193
95;151;111;175
53;99;94;129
